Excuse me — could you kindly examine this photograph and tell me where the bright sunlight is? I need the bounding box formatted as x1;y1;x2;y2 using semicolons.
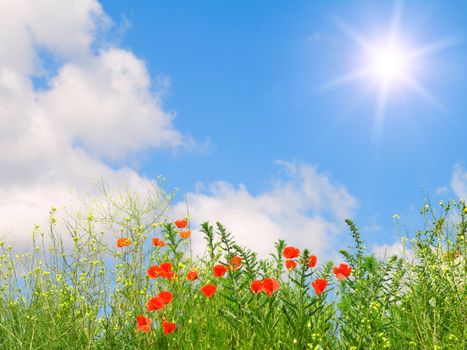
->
368;42;411;85
323;5;456;133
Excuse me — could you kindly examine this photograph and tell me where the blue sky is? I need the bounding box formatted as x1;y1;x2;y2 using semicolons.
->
1;0;466;258
103;1;466;243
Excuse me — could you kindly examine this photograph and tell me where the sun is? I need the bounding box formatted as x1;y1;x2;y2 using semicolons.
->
368;43;410;84
321;5;455;134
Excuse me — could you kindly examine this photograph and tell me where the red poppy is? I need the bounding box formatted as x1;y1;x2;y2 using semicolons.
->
213;264;228;277
186;270;198;281
283;246;300;259
152;238;165;247
308;255;317;268
230;256;243;270
262;278;280;296
162;320;177;335
157;291;173;304
136;315;152;333
116;237;131;248
333;263;352;280
147;263;175;280
312;278;327;295
147;265;161;279
174;218;188;229
147;296;166;311
178;230;191;239
250;280;264;293
201;284;217;298
285;259;297;270
160;262;172;272
160;262;175;280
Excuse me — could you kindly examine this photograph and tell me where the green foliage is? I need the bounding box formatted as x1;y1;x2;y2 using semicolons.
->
0;188;465;349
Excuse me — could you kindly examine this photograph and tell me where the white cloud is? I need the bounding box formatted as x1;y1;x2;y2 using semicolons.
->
172;162;357;260
372;240;417;264
0;0;194;245
436;185;449;195
372;164;467;263
450;164;467;200
0;0;108;75
372;241;405;259
41;49;187;160
0;171;158;247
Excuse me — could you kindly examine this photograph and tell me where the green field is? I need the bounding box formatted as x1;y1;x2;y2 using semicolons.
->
0;189;465;349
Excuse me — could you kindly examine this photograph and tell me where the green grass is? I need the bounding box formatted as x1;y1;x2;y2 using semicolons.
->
0;187;465;349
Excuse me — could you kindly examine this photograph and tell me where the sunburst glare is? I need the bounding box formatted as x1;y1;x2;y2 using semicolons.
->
368;42;411;84
322;4;456;134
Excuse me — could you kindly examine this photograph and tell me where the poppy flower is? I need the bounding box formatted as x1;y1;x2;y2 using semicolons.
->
333;263;352;280
262;278;280;296
312;278;327;295
174;218;188;229
201;284;217;298
213;264;228;277
152;238;165;247
157;291;173;304
186;270;198;281
250;280;264;293
283;246;300;259
147;296;166;311
147;265;161;279
285;259;297;270
160;262;172;272
308;255;317;268
179;230;191;239
230;256;243;270
147;263;175;280
136;315;152;333
160;262;175;280
116;237;131;248
162;320;177;335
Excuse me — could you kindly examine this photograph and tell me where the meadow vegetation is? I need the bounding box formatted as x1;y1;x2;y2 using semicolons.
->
0;185;465;349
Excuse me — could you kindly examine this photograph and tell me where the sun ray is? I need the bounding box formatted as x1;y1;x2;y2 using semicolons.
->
388;0;403;43
408;35;458;60
332;17;374;53
374;82;389;137
320;68;373;91
320;4;454;134
402;75;444;110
